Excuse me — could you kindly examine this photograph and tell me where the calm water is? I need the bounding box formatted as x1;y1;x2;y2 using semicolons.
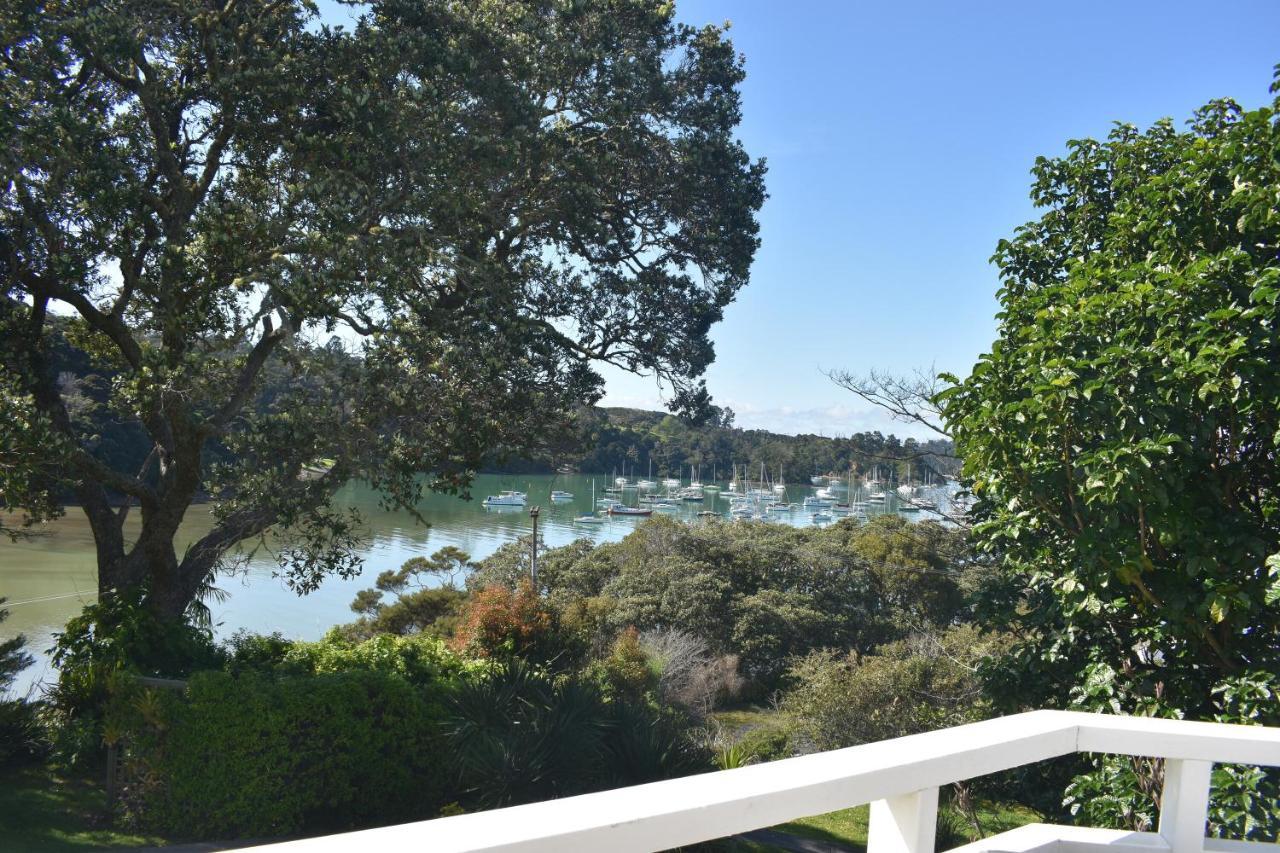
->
0;473;944;695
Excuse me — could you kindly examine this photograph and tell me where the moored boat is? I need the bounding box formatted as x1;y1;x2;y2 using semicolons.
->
483;490;527;507
608;505;652;517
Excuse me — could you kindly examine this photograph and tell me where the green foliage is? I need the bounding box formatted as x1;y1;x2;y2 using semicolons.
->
445;660;706;809
225;629;478;689
513;405;959;484
0;600;43;768
592;628;659;701
0;597;33;695
110;669;445;838
735;724;793;764
49;588;223;716
343;548;471;639
781;624;1006;752
474;514;974;689
43;588;221;769
944;69;1280;835
713;740;757;770
0;0;765;627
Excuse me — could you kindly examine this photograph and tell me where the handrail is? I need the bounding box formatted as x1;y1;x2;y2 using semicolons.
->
249;710;1280;853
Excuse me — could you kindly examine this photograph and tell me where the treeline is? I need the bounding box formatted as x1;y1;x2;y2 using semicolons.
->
39;316;955;498
493;406;959;484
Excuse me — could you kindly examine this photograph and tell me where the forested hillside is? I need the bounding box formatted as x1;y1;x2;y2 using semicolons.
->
494;406;958;484
37;316;955;496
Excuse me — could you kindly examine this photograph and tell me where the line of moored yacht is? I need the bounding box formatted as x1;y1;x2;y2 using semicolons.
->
482;462;954;526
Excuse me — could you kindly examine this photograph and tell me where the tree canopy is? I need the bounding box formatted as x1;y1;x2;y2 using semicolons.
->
940;71;1280;829
0;0;765;618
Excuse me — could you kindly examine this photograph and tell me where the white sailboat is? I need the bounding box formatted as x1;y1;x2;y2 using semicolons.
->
576;481;604;524
636;459;657;491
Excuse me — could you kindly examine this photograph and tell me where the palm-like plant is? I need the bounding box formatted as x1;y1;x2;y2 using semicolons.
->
447;660;606;807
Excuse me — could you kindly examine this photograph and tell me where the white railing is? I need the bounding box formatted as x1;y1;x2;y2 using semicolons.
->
250;710;1280;853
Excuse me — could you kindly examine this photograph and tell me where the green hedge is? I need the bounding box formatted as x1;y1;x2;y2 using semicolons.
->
116;669;446;839
225;629;481;687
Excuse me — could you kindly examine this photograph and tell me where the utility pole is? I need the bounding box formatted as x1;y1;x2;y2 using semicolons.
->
529;505;541;588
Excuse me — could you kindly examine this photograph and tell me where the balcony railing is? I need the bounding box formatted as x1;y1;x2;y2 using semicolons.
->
248;710;1280;853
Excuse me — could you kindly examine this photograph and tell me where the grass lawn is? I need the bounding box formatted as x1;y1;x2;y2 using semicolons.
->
711;705;781;733
775;799;1042;851
709;705;1042;851
0;764;170;852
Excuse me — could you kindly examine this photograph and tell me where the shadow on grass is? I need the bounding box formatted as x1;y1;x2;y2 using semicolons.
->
0;764;168;852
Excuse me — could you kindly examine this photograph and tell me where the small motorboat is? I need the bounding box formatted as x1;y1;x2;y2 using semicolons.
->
608;505;652;517
574;513;604;525
550;490;574;501
483;490;527;507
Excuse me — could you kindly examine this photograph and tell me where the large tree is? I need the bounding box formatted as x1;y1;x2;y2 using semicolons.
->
0;0;765;620
940;73;1280;834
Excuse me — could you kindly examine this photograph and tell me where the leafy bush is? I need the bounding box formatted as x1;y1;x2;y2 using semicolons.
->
782;625;1006;752
1062;664;1280;840
943;69;1280;835
0;698;44;768
452;580;563;663
446;660;708;809
50;587;223;720
344;549;470;639
470;514;976;692
590;627;658;701
112;669;447;838
42;588;222;769
0;599;44;768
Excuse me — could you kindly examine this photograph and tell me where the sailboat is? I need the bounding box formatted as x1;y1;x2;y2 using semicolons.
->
637;459;657;491
575;481;605;524
724;464;741;496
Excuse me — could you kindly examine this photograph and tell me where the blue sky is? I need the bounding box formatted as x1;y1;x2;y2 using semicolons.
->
597;0;1280;436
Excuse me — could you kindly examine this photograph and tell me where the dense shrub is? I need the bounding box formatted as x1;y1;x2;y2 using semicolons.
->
445;660;708;809
468;514;976;691
225;629;479;684
344;548;470;639
112;669;447;838
0;599;44;768
590;628;658;701
41;588;223;768
49;587;224;719
782;624;1007;752
451;580;564;663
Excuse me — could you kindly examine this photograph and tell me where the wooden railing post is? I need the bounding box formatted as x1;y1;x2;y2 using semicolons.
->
1158;758;1212;853
868;787;940;853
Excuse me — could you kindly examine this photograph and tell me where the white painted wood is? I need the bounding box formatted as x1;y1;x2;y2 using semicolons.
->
1075;714;1280;768
944;823;1279;853
1158;759;1212;853
868;787;939;853
245;711;1280;853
